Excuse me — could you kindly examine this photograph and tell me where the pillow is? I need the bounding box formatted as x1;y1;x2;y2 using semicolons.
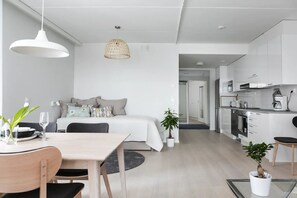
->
59;100;76;117
96;98;127;115
91;106;114;117
71;96;101;108
66;105;91;117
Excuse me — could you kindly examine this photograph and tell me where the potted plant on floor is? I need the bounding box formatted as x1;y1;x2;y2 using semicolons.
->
161;108;179;148
242;142;274;196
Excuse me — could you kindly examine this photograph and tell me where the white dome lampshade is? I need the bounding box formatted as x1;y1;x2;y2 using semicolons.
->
9;30;69;58
9;0;69;58
104;39;130;59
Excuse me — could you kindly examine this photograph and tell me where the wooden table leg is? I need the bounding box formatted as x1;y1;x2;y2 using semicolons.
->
88;160;101;198
117;143;127;198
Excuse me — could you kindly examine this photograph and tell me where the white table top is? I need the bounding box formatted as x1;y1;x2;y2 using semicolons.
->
0;133;129;161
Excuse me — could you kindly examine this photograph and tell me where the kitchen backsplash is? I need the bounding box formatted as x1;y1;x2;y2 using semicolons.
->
237;85;297;111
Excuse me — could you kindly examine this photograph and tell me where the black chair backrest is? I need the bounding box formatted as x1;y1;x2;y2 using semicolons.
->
66;123;109;133
293;117;297;128
18;122;57;132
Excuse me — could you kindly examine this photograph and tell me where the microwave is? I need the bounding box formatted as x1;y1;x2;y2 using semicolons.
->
227;80;233;92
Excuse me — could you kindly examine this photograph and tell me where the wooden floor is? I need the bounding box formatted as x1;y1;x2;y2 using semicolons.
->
81;130;297;198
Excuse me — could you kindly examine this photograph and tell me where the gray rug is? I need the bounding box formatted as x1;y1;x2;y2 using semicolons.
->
105;150;145;174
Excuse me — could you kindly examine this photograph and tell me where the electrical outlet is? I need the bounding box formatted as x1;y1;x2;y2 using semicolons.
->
50;101;56;107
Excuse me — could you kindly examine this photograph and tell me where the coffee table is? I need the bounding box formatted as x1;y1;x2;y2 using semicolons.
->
226;179;297;198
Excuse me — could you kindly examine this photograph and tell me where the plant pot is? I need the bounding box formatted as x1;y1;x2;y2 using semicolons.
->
167;138;175;147
249;171;272;196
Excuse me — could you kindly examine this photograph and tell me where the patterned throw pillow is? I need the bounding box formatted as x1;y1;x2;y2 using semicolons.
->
91;106;114;117
66;105;91;117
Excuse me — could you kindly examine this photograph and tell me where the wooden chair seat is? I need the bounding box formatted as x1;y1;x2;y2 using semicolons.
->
2;183;84;198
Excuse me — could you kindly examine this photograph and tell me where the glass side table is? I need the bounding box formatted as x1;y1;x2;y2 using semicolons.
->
226;179;297;198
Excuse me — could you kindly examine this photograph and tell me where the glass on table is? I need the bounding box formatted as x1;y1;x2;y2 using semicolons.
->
39;112;49;141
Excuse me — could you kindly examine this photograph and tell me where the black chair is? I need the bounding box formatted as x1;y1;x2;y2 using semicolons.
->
55;123;112;198
66;122;109;133
18;122;57;132
0;146;84;198
272;117;297;175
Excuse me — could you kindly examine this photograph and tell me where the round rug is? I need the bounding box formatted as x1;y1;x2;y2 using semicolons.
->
105;150;145;174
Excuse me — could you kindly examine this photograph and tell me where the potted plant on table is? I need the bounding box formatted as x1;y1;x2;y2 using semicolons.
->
242;142;274;196
0;105;39;144
161;108;179;148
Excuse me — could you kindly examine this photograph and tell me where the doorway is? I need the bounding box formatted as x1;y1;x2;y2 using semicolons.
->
179;80;208;125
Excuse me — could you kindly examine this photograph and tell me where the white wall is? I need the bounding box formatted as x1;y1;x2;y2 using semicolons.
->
0;0;3;116
74;43;179;141
179;82;187;120
188;81;199;119
2;2;75;122
238;85;297;111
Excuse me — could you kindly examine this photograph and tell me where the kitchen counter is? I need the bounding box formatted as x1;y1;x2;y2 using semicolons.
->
220;106;297;114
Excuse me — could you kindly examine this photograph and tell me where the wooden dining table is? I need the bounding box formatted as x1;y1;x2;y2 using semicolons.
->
0;132;129;198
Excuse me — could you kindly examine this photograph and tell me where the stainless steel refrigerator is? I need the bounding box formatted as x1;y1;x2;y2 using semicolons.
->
215;79;220;132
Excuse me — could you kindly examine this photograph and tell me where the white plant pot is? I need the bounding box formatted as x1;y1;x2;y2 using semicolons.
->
167;138;175;147
249;171;272;197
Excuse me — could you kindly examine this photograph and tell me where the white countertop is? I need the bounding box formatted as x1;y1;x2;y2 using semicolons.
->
220;106;297;114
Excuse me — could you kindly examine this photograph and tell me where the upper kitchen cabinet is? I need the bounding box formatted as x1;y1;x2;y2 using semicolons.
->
246;35;268;84
228;20;297;91
266;21;297;85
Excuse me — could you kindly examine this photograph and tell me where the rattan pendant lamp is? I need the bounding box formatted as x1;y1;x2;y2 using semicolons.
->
9;0;69;58
104;26;130;59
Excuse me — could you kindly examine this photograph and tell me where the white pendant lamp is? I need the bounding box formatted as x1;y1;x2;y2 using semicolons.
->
104;26;130;59
9;0;69;58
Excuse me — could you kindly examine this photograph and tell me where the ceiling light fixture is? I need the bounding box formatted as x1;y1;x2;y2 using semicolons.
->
9;0;69;58
104;26;130;59
218;25;226;30
196;61;204;66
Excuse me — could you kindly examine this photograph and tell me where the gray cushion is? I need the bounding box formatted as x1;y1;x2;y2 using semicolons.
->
59;100;76;117
91;106;114;117
97;98;127;115
71;96;100;108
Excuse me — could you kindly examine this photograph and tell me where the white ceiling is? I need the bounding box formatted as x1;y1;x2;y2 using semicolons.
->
179;54;243;68
18;0;297;44
17;0;296;69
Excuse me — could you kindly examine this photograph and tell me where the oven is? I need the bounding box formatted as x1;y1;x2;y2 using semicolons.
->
231;109;248;137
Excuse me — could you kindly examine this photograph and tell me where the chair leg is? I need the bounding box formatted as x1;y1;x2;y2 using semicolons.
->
272;143;279;166
292;144;295;175
101;164;113;198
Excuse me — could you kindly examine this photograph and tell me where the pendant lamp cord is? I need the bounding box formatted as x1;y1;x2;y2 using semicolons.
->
41;0;44;30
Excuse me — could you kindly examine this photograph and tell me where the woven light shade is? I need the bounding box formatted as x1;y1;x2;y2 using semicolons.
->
104;39;130;59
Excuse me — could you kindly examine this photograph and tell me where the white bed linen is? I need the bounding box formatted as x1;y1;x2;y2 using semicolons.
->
57;115;163;151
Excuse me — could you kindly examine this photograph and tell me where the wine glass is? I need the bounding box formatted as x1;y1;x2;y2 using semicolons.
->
39;112;49;140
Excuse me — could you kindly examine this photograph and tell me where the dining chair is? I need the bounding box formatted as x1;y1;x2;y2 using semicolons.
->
272;116;297;175
0;146;84;198
18;122;57;132
54;122;112;198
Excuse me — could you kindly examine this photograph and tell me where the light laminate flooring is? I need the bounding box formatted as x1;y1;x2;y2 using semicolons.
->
80;130;296;198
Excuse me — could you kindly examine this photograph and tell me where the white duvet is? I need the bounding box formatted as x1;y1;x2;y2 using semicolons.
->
57;115;163;151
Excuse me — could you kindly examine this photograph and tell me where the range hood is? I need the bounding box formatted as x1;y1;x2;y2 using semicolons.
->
240;83;267;89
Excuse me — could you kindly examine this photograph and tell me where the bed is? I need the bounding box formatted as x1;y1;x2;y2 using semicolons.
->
57;115;164;151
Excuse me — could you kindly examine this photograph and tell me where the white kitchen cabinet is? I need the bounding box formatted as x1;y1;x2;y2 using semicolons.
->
248;112;269;144
229;21;297;88
220;108;231;137
267;34;297;85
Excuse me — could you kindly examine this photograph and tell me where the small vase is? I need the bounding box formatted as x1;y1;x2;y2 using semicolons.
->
5;130;17;145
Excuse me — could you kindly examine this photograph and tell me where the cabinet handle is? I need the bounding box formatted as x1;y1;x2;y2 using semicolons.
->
267;83;273;86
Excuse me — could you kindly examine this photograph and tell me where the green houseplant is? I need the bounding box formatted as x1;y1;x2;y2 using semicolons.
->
160;108;179;147
242;142;273;196
0;105;39;144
